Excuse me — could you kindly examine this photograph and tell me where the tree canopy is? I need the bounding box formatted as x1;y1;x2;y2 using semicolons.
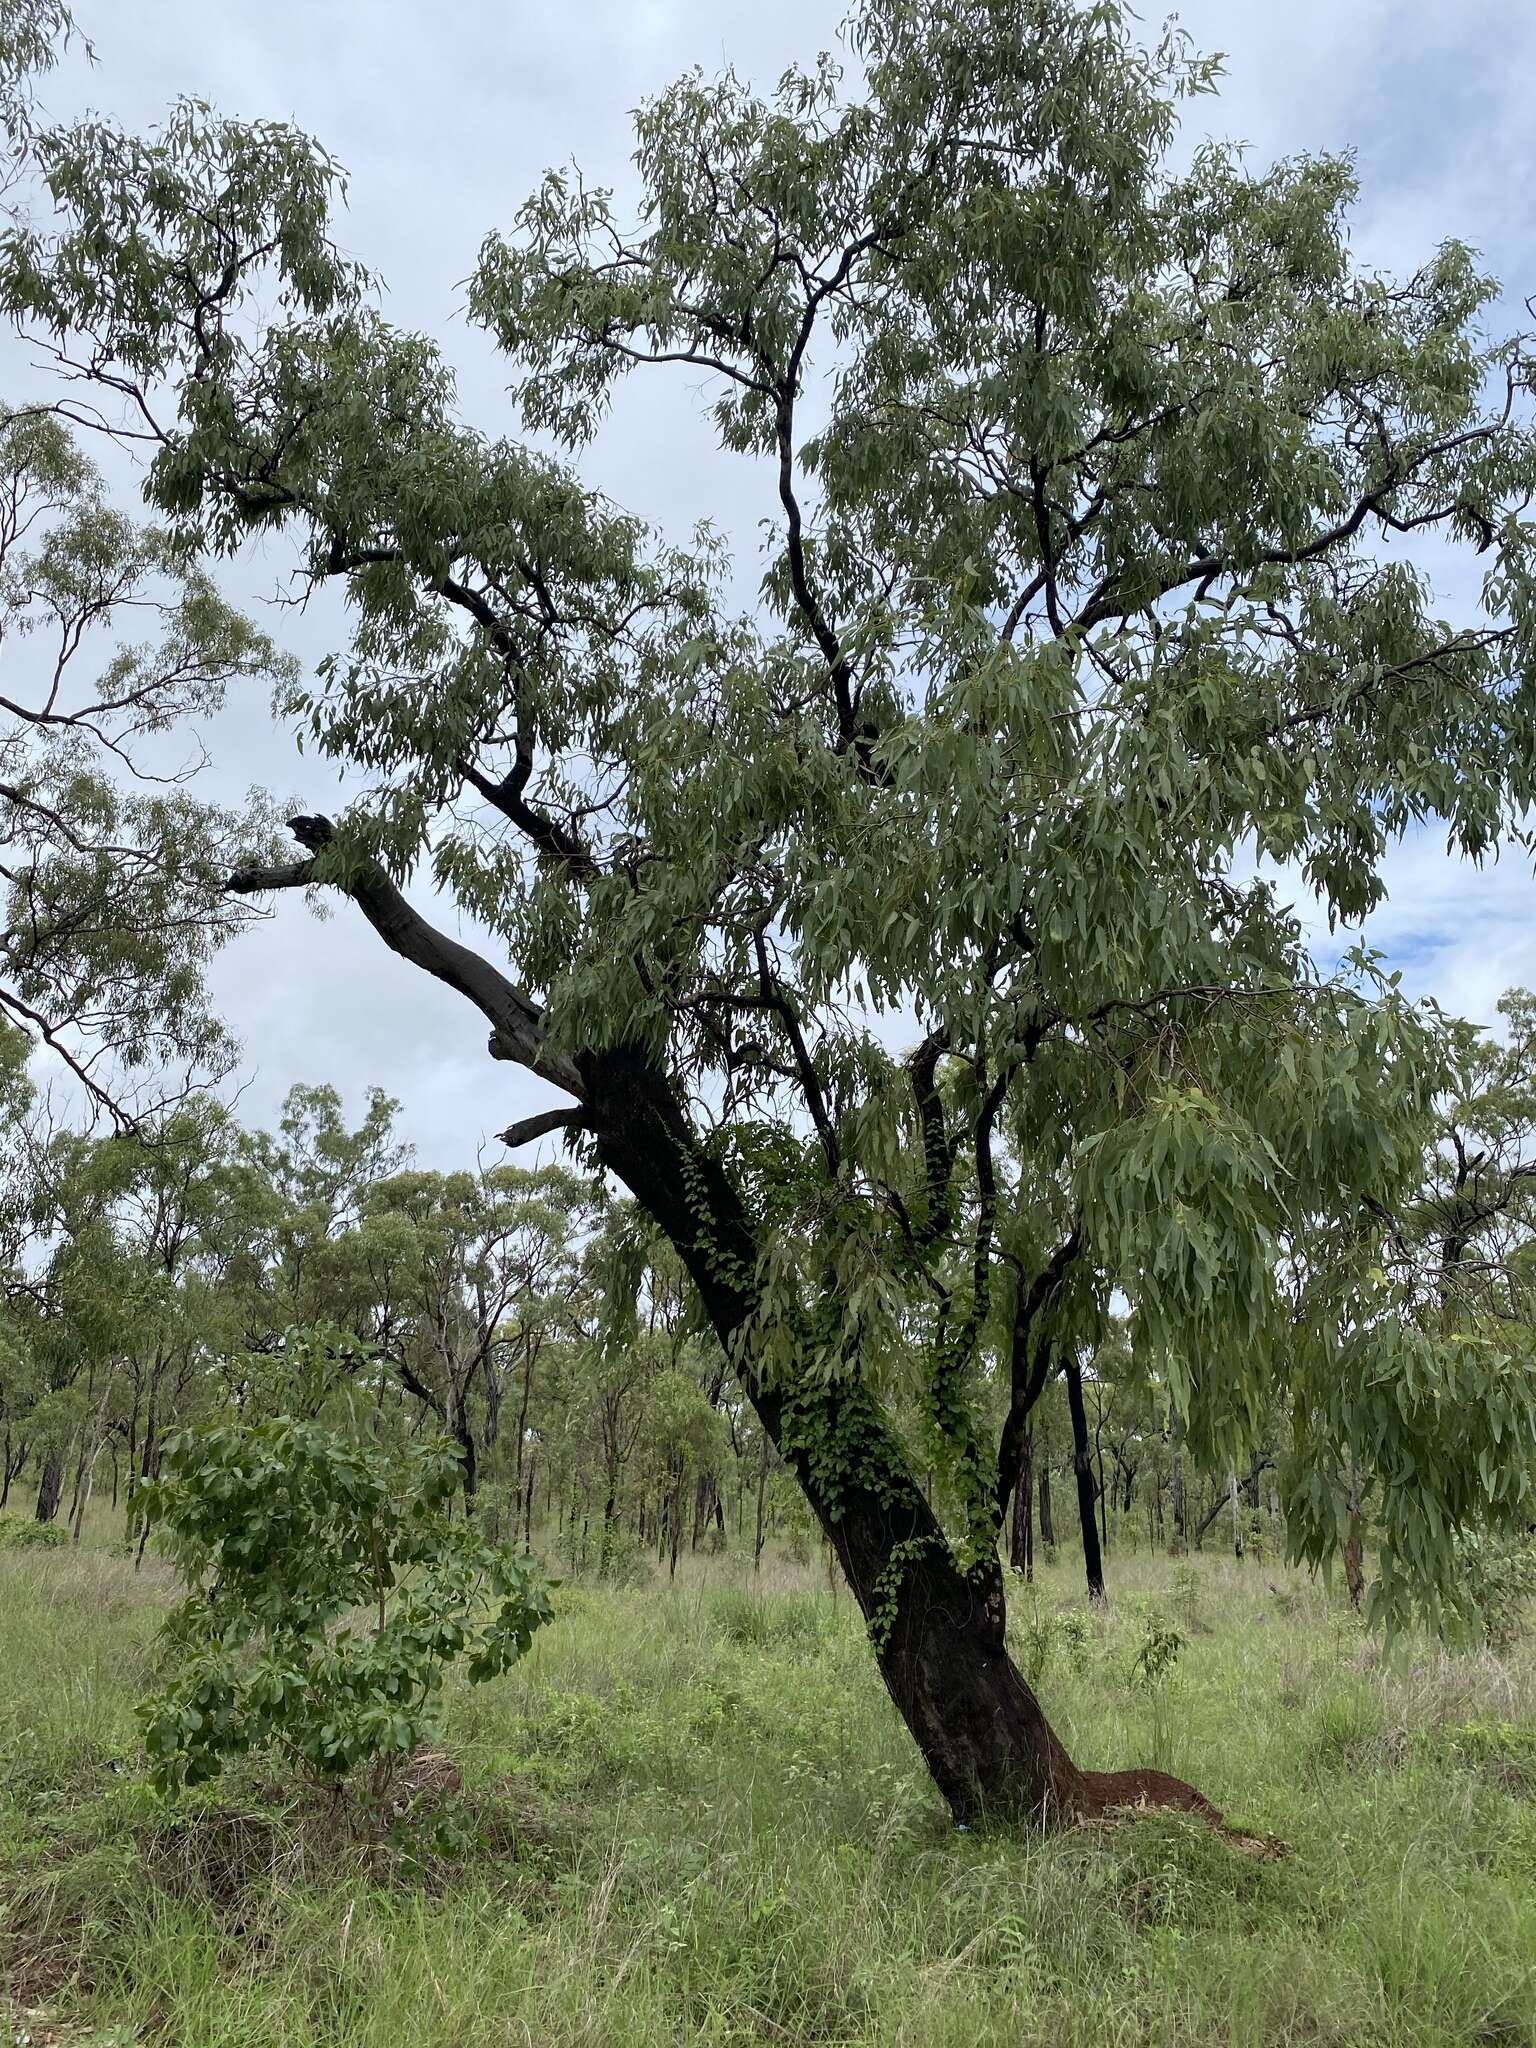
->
6;0;1536;1822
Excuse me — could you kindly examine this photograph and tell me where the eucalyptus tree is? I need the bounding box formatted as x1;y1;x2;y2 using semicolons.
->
238;1082;410;1327
1320;988;1536;1617
335;1161;595;1506
18;1100;264;1533
1414;989;1536;1301
0;406;292;1122
12;0;1536;1824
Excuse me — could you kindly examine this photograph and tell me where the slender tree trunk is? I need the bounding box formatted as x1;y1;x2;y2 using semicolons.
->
1038;1457;1054;1551
70;1378;114;1546
754;1436;768;1573
1229;1468;1244;1560
1169;1406;1186;1550
133;1364;161;1566
513;1342;536;1490
1343;1470;1365;1608
481;1349;502;1449
523;1458;536;1552
600;1456;620;1574
1064;1361;1105;1604
667;1468;683;1579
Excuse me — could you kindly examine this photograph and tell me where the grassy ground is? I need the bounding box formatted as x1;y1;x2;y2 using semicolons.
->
2;1520;1534;2047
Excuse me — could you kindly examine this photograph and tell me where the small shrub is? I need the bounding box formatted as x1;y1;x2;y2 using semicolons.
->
1129;1613;1184;1695
1054;1608;1093;1671
136;1400;553;1799
0;1513;68;1550
1454;1531;1536;1651
1015;1598;1054;1688
1171;1562;1202;1625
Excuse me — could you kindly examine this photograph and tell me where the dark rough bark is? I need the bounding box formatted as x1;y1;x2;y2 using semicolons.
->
1065;1361;1105;1604
35;1448;64;1523
455;1414;479;1507
1009;1428;1034;1578
0;1431;23;1508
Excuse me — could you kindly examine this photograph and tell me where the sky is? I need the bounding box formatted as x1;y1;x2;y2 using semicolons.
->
8;0;1536;1165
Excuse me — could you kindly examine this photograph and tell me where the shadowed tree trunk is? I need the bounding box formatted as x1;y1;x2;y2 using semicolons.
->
754;1436;769;1573
34;1448;64;1524
1009;1428;1034;1577
1064;1360;1105;1604
1;1431;25;1508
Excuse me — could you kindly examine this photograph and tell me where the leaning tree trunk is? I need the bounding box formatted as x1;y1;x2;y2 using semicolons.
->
580;1047;1217;1827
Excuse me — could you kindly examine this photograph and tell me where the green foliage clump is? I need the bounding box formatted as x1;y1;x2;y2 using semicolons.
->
1452;1531;1536;1651
0;1512;67;1550
136;1405;552;1796
1129;1613;1185;1695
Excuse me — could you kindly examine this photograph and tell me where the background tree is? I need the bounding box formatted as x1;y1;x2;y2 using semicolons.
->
0;408;291;1123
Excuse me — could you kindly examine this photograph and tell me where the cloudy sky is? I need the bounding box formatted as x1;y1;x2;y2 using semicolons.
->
12;0;1536;1164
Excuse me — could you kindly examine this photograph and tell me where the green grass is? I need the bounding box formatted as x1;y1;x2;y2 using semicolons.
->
2;1525;1534;2046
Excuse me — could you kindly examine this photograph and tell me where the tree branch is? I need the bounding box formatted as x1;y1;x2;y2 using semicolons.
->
226;815;586;1101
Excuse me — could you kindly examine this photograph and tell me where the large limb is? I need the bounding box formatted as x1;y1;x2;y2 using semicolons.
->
226;814;584;1101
